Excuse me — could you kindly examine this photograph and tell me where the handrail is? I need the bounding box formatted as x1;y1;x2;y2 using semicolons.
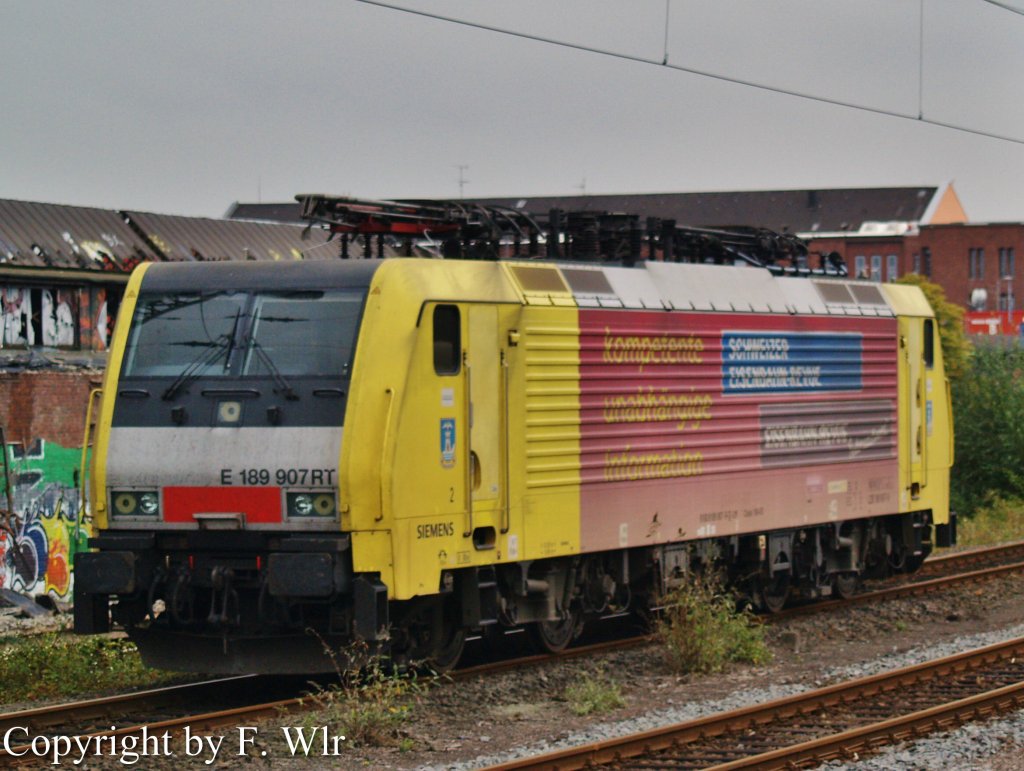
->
946;377;954;466
376;387;395;522
77;388;103;556
463;361;473;538
500;350;510;534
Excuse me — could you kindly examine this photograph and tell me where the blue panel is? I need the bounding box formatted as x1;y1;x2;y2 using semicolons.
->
722;332;863;394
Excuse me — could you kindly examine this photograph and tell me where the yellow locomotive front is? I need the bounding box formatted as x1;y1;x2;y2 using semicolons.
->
75;260;382;672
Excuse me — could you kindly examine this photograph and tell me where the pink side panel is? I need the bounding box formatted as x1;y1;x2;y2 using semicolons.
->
577;309;899;552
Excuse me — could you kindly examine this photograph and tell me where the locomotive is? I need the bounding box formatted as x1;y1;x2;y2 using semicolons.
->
74;197;954;673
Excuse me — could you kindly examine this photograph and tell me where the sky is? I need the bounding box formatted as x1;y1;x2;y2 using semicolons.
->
2;0;1023;222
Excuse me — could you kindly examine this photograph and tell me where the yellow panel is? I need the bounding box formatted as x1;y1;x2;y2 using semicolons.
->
518;306;581;559
344;260;526;599
894;309;952;526
91;263;152;530
350;530;395;591
880;284;934;318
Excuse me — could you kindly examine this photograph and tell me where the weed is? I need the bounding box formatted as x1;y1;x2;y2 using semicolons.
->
657;575;772;675
299;640;422;748
564;668;625;716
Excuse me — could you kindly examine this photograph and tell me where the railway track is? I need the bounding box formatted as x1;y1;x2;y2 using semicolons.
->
3;541;1023;765
485;635;1024;770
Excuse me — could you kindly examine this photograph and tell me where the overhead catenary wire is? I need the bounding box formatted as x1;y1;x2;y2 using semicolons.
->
356;0;1024;148
979;0;1024;16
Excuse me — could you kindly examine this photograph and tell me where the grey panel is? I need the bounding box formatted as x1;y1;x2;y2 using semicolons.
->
140;259;380;292
601;266;664;310
106;426;342;488
646;263;786;314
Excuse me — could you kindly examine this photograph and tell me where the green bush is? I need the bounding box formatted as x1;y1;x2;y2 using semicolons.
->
657;576;771;675
950;342;1024;514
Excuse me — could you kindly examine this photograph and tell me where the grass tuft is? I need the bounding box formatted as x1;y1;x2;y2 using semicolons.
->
564;668;625;716
0;632;168;703
953;494;1024;548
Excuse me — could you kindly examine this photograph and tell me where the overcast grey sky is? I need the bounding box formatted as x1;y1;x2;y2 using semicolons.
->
2;0;1023;222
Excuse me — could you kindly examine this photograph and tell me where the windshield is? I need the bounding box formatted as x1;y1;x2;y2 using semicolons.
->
122;293;246;377
122;290;363;379
243;292;362;377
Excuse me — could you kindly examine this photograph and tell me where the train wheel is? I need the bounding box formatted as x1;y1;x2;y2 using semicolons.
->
833;572;858;600
427;626;467;674
527;610;579;653
758;574;789;614
402;602;466;673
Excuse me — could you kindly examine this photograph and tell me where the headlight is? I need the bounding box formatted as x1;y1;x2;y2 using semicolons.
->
139;493;160;516
110;489;160;518
313;494;336;517
287;492;336;518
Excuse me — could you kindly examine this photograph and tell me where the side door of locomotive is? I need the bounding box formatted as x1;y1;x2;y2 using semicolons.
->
900;315;931;497
464;305;510;548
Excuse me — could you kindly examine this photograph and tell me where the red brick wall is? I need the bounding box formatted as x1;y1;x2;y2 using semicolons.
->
808;224;1024;312
0;370;103;449
915;224;1024;310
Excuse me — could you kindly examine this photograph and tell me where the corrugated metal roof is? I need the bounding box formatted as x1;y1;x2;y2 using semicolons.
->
0;199;384;274
123;210;336;262
224;201;306;224
0;199;151;270
226;187;944;235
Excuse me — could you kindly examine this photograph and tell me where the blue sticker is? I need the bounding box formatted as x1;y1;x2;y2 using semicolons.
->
440;418;456;468
722;332;863;395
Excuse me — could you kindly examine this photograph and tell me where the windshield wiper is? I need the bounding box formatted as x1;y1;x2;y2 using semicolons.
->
248;339;299;401
162;335;232;401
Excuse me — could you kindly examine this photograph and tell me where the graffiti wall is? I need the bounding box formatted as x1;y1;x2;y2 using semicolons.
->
0;285;109;351
0;439;88;601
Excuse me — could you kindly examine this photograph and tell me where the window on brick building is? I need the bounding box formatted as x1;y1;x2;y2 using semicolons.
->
922;247;932;277
969;248;985;279
887;254;898;281
854;255;867;279
870;255;882;282
999;247;1015;278
912;253;921;274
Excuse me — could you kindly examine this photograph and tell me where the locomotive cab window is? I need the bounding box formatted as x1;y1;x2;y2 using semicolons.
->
433;305;460;375
242;291;362;377
923;319;934;369
122;289;364;379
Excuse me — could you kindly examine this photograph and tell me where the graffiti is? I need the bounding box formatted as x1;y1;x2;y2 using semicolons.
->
42;289;77;347
96;299;109;348
1;287;32;346
0;439;89;600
